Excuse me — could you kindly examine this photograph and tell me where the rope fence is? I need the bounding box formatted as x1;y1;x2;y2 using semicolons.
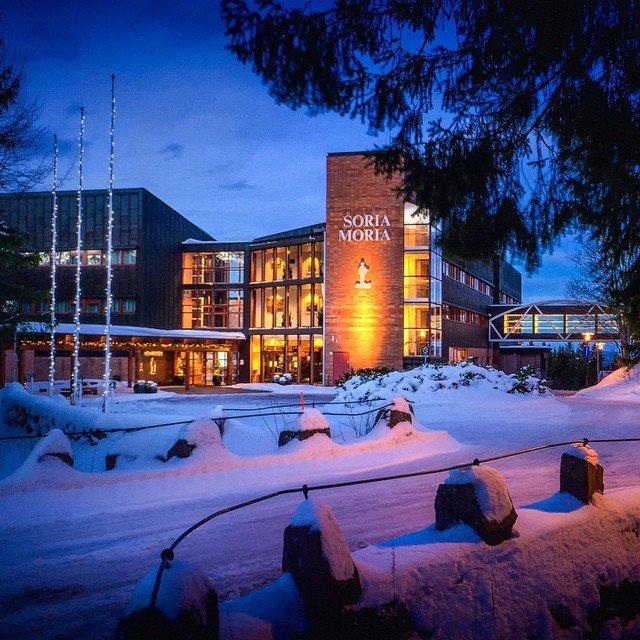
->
0;398;395;441
149;435;640;608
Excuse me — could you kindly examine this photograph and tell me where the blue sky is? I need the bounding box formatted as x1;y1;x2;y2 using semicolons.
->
4;0;579;301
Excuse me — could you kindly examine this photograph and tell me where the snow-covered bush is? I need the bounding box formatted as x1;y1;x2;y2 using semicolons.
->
509;365;548;395
334;363;549;405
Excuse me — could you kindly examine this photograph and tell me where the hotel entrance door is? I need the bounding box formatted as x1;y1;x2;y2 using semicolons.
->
188;351;230;386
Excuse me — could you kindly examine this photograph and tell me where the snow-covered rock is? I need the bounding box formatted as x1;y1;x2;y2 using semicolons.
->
283;498;361;619
435;464;517;545
444;465;515;523
117;560;219;639
278;409;331;447
1;429;78;488
560;443;604;504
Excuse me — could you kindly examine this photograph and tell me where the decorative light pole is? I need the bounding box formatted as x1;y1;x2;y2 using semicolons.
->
48;134;59;397
72;108;86;406
102;74;116;413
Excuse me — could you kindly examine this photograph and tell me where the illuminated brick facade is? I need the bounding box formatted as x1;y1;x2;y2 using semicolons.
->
324;153;406;384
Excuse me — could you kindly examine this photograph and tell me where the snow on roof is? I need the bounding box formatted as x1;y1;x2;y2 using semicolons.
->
20;322;245;341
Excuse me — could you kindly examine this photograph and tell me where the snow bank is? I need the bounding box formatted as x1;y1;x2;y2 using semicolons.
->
225;489;640;640
0;382;96;435
576;364;640;401
290;499;354;581
444;464;514;522
335;363;549;405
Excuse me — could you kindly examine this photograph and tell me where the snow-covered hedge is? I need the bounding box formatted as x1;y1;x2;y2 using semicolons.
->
335;363;549;404
0;382;96;435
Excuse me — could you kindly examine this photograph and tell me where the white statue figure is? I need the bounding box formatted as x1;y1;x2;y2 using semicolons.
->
355;258;372;288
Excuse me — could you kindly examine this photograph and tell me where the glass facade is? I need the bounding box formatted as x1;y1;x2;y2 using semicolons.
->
181;251;245;329
403;207;442;358
249;239;323;383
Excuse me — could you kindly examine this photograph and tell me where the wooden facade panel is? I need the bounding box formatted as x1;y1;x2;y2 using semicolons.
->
442;277;493;315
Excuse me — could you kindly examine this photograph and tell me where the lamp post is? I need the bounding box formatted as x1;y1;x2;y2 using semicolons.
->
582;333;592;387
596;342;605;381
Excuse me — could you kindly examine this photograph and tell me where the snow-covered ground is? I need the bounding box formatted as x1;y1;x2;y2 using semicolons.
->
0;365;639;639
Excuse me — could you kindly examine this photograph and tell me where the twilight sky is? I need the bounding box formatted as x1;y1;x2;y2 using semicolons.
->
5;0;578;301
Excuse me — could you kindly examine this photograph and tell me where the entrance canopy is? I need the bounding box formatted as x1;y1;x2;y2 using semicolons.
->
19;322;245;344
489;300;620;343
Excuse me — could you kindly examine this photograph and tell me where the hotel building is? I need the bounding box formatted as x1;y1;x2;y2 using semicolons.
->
1;152;521;387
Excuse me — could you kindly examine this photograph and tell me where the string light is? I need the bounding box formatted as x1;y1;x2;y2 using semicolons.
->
102;75;116;412
72;107;85;406
48;134;59;397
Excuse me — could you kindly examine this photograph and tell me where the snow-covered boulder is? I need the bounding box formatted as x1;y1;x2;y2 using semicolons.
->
278;408;331;447
116;560;219;640
160;418;224;463
0;429;77;488
560;442;604;504
209;405;226;434
282;498;361;619
435;464;517;545
34;428;74;467
373;396;414;429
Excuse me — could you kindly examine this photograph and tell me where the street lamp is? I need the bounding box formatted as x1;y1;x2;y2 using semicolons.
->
582;333;593;387
596;342;605;381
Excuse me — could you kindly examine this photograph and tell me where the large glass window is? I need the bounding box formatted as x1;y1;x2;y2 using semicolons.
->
404;254;430;299
182;288;243;329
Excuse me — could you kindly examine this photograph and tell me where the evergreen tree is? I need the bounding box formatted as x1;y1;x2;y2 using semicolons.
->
546;344;597;390
0;221;42;340
223;1;640;284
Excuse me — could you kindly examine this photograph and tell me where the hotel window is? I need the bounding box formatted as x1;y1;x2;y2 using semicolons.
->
251;250;264;282
404;221;430;247
287;246;299;279
182;290;213;329
112;249;137;265
82;299;102;314
213;252;244;284
56;251;78;266
404;255;430;299
123;298;136;313
251;288;264;328
121;249;137;265
504;314;533;333
183;253;213;284
55;299;72;313
301;243;313;277
86;250;102;266
212;289;244;328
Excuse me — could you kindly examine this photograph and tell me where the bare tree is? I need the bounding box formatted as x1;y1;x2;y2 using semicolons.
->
0;38;47;193
567;247;635;359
